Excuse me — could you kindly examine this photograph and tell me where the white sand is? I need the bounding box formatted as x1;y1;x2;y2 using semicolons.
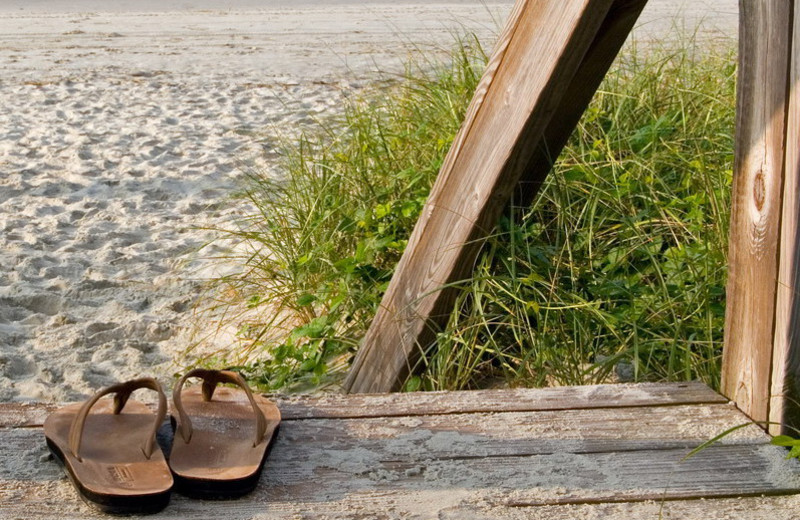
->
0;0;736;403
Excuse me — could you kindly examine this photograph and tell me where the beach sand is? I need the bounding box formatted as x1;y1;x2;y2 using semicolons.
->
0;0;736;403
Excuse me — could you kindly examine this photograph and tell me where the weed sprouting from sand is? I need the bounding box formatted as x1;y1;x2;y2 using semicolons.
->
205;35;735;392
198;37;485;390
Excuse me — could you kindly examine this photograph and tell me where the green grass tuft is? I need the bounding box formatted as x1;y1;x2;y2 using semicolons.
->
206;35;736;393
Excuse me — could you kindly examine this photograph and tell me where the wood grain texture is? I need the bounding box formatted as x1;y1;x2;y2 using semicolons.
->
273;381;725;420
0;402;56;429
722;0;792;424
2;382;725;427
770;0;800;436
249;404;768;460
2;383;799;519
513;0;648;208
345;0;643;393
0;404;766;474
2;435;797;518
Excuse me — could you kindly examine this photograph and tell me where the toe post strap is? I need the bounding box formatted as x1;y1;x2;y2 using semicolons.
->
172;369;268;447
68;377;167;462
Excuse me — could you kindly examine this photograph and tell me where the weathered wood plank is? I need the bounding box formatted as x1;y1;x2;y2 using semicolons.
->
234;444;800;506
346;0;635;393
274;404;765;461
274;381;725;420
3;443;798;518
722;0;792;424
0;402;57;429
0;382;724;427
0;404;764;477
3;384;798;519
770;0;800;436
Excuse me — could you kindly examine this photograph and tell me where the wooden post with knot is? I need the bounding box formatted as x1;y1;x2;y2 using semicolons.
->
722;0;800;436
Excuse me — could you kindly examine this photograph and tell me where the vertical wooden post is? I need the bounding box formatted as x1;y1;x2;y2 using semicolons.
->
722;0;792;427
769;0;800;436
345;0;647;393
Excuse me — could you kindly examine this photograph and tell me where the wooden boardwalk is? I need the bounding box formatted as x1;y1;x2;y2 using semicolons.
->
2;382;800;519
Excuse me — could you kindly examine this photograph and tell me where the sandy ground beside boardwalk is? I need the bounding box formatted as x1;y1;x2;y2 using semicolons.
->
0;0;736;403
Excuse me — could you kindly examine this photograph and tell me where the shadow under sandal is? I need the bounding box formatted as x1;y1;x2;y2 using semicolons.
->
43;378;173;515
169;369;281;499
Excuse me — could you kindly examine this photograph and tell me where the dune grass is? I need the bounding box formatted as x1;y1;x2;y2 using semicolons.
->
206;35;736;393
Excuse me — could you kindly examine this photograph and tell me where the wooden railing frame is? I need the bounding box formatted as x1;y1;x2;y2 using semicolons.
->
345;0;800;436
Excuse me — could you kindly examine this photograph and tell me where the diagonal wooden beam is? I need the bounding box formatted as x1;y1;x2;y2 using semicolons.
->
345;0;648;393
513;0;649;209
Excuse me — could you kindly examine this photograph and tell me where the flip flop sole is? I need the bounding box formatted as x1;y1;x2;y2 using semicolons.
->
46;437;172;515
169;384;281;498
43;397;173;515
170;422;280;499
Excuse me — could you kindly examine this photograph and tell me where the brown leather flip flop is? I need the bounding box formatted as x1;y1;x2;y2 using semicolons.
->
169;369;281;498
43;378;173;515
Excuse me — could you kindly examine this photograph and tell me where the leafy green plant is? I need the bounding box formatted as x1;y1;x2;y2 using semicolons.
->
770;435;800;460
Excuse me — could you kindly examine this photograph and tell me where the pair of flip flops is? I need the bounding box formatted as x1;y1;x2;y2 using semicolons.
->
43;369;281;514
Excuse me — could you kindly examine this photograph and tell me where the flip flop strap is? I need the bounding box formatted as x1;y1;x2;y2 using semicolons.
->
68;378;167;463
172;369;268;447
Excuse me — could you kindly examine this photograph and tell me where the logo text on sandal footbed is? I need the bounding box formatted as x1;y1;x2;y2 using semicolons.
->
106;465;135;488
